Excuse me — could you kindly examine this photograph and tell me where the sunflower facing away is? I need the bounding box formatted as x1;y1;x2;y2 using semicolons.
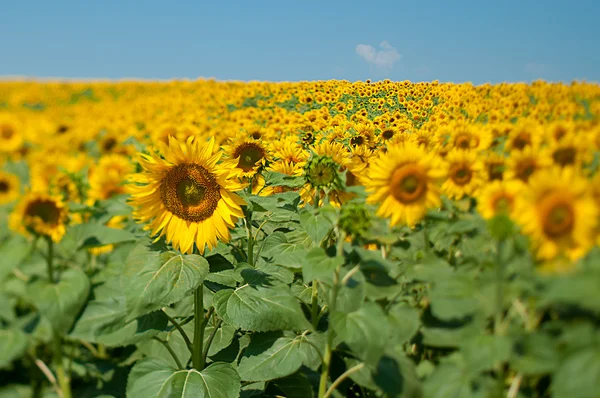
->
9;191;68;242
364;141;446;227
128;136;246;254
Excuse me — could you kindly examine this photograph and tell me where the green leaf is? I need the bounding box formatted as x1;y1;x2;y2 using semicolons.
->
70;279;167;346
238;334;322;381
270;243;308;269
0;329;28;369
123;244;209;319
302;247;342;282
0;236;30;282
271;373;314;398
299;206;336;246
387;305;420;345
461;334;511;373
511;333;560;375
205;324;236;356
423;361;476;398
213;285;310;332
127;358;240;398
541;271;600;314
27;268;90;333
61;222;136;251
429;273;479;320
553;348;600;398
331;302;389;366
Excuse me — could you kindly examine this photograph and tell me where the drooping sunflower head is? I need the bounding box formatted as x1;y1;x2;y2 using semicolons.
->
0;170;20;205
441;149;485;200
304;155;342;190
9;191;68;242
128;136;246;254
364;141;447;227
514;167;598;266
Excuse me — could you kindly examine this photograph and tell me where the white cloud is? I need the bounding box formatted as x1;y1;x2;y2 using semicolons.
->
355;41;401;69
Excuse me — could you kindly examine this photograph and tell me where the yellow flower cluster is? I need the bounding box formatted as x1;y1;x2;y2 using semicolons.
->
1;79;599;270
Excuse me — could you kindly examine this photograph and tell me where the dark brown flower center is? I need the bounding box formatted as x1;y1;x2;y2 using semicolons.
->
515;160;536;182
1;124;15;139
0;180;9;193
234;143;265;172
390;164;428;204
25;199;61;225
541;198;574;238
160;163;221;222
552;147;576;167
450;165;473;185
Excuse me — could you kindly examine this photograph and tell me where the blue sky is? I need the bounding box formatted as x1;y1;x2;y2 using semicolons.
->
1;0;599;84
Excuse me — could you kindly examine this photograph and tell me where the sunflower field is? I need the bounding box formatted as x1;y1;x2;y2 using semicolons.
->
1;79;600;398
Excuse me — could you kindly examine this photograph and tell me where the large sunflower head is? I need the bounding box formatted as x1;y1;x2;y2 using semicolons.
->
505;147;552;183
128;136;246;254
364;141;447;227
0;170;20;205
476;180;523;220
9;191;68;242
514;167;597;267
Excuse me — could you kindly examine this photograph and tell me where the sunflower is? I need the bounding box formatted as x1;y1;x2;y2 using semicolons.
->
514;167;597;267
447;123;492;152
260;160;303;197
505;147;552;183
222;135;271;178
441;150;485;200
505;121;543;152
0;113;24;155
88;154;134;202
128;136;245;254
484;152;506;181
9;191;68;242
0;171;20;204
476;180;522;220
364;141;446;227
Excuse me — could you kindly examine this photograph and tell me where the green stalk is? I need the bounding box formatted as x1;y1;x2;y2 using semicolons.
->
246;213;254;266
192;284;205;370
495;239;505;335
423;223;429;255
318;229;345;398
46;238;71;398
311;281;319;329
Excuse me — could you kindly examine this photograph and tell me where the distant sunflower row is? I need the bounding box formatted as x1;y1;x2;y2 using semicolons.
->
1;79;599;272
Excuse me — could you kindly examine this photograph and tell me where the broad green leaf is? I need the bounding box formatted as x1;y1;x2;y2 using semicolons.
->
0;236;30;282
423;362;476;398
70;279;167;346
460;334;511;373
270;243;308;269
271;373;314;398
0;292;16;322
127;358;240;398
429;274;479;320
238;334;322;381
553;348;600;398
541;271;600;314
204;324;236;356
213;285;310;332
388;305;420;345
27;268;90;333
302;247;342;282
299;206;336;246
0;329;28;369
123;244;209;319
60;222;136;251
331;302;389;366
511;333;560;375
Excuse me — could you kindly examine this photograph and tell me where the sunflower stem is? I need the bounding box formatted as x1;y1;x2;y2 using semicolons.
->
45;239;71;398
46;238;55;284
311;281;319;329
192;284;205;370
313;189;321;209
318;228;345;398
423;223;429;255
494;239;505;335
246;215;254;266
